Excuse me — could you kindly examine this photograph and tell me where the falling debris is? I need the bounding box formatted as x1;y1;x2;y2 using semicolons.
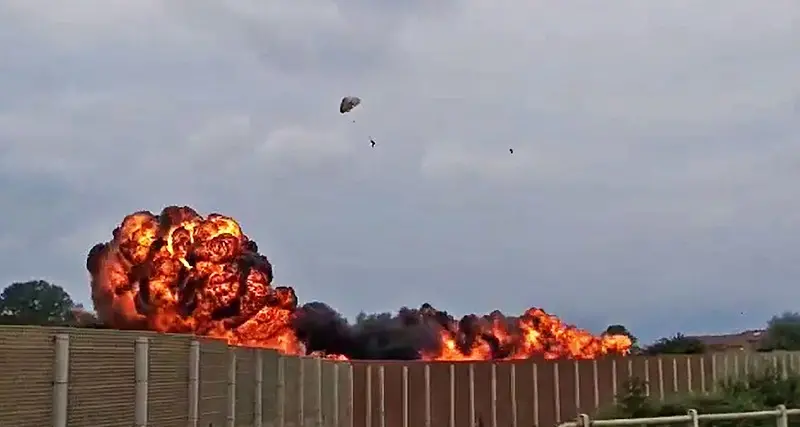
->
509;148;514;154
339;96;361;114
370;139;376;147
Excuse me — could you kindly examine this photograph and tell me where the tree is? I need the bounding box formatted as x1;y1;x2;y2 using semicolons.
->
604;324;638;346
644;333;705;355
762;311;800;351
0;280;77;326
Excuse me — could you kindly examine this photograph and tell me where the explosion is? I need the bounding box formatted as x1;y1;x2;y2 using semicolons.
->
87;206;632;360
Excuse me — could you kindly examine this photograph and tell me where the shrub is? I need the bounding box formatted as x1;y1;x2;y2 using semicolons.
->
597;368;800;427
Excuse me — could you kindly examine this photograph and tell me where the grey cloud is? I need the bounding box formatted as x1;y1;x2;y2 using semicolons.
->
0;1;798;344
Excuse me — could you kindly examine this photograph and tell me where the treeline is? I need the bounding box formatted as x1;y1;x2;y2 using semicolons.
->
0;280;102;327
3;280;800;354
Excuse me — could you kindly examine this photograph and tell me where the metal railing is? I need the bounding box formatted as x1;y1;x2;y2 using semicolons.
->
558;406;799;427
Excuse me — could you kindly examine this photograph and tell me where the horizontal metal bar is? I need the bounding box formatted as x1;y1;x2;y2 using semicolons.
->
558;407;800;427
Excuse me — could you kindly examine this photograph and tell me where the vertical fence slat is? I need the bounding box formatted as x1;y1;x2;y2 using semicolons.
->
591;360;599;410
188;340;200;427
554;362;561;423
226;348;236;427
532;362;539;427
379;365;386;427
402;366;409;427
424;364;431;427
449;364;456;427
300;357;306;427
52;334;69;427
349;363;355;427
255;351;264;427
366;365;372;427
657;357;665;400
611;359;618;403
278;356;286;427
573;361;581;411
317;358;324;427
469;363;476;427
491;363;498;427
134;337;149;427
334;363;340;427
510;363;518;427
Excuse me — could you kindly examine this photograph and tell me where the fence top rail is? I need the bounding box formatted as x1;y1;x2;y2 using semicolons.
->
557;406;800;427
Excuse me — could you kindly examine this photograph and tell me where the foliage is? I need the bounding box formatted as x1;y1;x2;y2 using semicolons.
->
0;280;102;327
644;333;706;355
599;368;800;427
763;312;800;351
0;280;78;325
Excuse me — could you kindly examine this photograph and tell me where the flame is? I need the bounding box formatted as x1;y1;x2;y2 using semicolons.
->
88;206;629;361
421;308;632;361
87;206;318;355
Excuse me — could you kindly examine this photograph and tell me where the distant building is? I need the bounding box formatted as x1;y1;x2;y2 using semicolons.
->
688;329;766;351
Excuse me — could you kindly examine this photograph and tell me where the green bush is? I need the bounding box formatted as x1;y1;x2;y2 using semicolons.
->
597;368;800;427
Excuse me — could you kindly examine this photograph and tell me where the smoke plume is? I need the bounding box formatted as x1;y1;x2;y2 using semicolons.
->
87;206;631;360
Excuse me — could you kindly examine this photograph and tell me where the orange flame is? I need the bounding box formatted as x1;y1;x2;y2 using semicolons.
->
422;308;632;361
88;206;629;361
88;206;312;355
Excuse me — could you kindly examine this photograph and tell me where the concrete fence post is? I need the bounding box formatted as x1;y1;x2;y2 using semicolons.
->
573;361;580;413
402;366;409;427
378;365;386;427
348;363;354;427
188;340;200;427
226;349;237;427
424;364;431;427
553;362;561;423
510;363;517;427
491;363;498;427
468;363;475;427
134;337;150;427
299;358;305;427
333;363;340;427
532;363;539;427
277;356;286;427
52;333;69;427
255;351;264;427
449;364;455;427
316;358;324;427
365;365;372;427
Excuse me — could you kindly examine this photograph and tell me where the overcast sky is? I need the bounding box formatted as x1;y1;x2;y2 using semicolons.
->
0;1;798;343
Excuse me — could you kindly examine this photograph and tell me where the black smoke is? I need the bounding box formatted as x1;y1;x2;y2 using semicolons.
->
292;302;516;360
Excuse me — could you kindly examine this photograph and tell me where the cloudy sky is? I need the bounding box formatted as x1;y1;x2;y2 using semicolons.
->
0;1;798;343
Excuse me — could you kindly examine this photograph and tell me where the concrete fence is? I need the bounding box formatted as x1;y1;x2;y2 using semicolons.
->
1;326;799;427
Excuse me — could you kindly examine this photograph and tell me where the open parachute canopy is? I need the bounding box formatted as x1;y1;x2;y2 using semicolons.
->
339;96;361;114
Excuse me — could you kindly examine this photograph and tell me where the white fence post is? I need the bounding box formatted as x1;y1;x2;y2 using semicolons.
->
188;340;200;427
134;337;149;427
52;334;69;427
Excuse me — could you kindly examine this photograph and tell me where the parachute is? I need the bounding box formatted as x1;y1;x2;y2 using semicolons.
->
339;96;361;114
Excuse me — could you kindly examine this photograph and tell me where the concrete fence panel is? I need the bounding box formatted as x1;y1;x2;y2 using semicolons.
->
67;328;138;427
198;338;228;426
0;326;56;427
148;333;191;427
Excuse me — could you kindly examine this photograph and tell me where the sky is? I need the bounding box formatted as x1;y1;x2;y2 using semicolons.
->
0;1;798;344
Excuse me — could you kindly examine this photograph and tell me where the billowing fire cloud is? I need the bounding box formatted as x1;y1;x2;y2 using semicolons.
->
87;206;631;360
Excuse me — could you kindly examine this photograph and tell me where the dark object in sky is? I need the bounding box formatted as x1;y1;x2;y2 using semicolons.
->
370;139;376;147
339;96;361;114
509;148;514;154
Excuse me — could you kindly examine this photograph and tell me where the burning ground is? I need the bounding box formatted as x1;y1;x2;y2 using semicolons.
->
87;206;632;360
